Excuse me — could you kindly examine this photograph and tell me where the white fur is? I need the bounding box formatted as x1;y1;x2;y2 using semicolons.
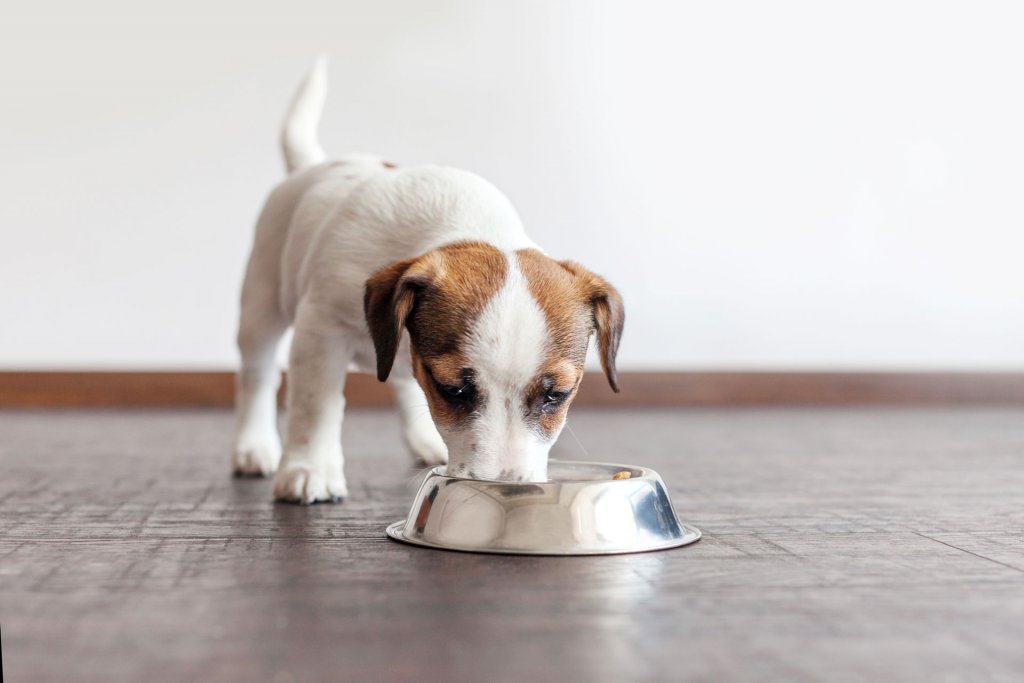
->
233;59;543;502
441;255;553;481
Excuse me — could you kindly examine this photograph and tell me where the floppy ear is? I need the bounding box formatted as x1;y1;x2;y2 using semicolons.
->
363;254;438;382
560;261;625;393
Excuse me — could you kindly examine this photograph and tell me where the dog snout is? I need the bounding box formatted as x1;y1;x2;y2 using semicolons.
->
469;443;549;482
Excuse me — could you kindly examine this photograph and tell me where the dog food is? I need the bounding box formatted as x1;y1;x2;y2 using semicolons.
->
612;470;632;480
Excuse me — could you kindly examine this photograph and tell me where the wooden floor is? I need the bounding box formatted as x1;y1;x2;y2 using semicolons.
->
2;408;1023;682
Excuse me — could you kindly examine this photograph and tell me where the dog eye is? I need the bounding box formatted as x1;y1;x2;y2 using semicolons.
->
441;384;467;398
436;381;476;406
540;390;570;413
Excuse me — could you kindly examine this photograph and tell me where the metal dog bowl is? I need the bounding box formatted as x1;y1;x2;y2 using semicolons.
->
386;460;701;555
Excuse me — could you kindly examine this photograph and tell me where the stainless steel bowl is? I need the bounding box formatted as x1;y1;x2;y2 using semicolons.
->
386;459;701;555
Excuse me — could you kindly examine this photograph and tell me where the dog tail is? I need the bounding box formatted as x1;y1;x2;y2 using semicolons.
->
280;56;328;174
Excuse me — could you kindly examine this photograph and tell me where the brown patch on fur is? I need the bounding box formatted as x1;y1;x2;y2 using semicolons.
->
516;249;624;397
526;361;582;435
559;259;624;392
538;395;571;434
364;241;507;386
364;252;441;381
543;359;580;391
405;242;507;359
538;411;561;434
515;250;592;368
410;348;464;429
516;250;602;436
423;352;471;386
411;346;478;431
521;359;579;422
382;161;397;169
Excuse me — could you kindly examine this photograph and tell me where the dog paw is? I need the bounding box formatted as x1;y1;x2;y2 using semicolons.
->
232;432;282;476
273;461;348;504
403;419;448;466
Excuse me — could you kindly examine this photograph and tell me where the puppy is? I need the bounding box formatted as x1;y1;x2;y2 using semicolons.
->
232;58;624;503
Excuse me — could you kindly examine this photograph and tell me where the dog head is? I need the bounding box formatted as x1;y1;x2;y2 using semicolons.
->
364;241;624;481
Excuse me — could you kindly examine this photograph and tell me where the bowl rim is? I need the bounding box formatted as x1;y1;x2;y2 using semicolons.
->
421;459;657;485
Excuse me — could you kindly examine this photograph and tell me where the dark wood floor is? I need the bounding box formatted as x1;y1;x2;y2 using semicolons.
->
2;407;1023;682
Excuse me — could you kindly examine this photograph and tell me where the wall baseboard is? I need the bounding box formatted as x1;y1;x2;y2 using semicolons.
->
2;371;1023;408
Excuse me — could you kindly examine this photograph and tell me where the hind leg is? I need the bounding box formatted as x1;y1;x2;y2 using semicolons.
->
232;279;288;476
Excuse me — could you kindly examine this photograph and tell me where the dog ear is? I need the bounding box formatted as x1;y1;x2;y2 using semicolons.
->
364;254;438;382
559;261;625;393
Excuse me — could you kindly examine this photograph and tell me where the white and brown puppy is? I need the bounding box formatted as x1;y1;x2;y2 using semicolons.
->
233;58;624;503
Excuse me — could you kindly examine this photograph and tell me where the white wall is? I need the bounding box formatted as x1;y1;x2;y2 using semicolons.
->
2;1;1023;370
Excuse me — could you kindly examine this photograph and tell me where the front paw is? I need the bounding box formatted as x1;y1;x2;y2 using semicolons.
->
232;432;282;476
403;420;449;466
273;460;348;504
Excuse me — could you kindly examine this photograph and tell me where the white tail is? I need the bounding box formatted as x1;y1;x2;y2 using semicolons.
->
280;56;328;174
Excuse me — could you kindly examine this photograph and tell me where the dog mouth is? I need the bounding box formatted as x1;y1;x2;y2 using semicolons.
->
443;462;548;483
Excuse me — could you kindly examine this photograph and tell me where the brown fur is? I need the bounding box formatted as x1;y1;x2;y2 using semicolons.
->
523;358;581;435
410;348;464;429
364;241;507;382
516;249;625;393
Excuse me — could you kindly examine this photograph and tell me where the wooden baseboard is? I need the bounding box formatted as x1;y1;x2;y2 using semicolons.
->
1;371;1023;408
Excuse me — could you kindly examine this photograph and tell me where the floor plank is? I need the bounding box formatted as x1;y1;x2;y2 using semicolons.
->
1;407;1022;681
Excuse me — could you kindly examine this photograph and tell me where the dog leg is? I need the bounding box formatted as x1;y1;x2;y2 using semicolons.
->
232;286;288;476
273;301;351;503
390;374;448;466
